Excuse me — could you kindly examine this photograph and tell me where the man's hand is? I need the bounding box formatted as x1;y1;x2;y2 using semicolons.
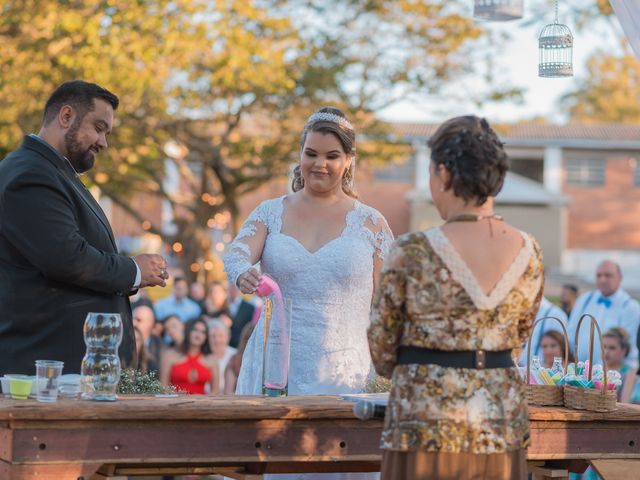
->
134;254;169;288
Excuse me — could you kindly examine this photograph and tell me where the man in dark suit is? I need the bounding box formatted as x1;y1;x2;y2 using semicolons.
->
227;282;256;349
0;80;169;375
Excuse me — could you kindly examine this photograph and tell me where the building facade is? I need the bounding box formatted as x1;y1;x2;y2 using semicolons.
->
106;122;640;288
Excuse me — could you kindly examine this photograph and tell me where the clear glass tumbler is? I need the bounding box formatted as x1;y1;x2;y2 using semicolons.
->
35;360;64;402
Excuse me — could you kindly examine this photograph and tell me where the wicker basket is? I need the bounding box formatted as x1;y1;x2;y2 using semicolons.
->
562;314;617;412
524;316;569;406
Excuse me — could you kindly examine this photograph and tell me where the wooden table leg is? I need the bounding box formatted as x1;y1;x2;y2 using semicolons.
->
590;459;640;480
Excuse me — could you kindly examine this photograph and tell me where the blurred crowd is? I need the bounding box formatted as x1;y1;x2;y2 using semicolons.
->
521;260;640;405
129;277;260;395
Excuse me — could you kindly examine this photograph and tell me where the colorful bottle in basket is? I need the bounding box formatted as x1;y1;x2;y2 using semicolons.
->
529;355;545;385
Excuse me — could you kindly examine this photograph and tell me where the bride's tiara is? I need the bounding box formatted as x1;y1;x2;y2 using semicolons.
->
306;111;353;130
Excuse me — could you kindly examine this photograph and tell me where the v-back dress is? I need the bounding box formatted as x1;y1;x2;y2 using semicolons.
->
368;227;544;479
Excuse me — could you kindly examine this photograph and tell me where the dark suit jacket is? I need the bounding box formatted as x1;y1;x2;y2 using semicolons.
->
0;135;137;375
229;300;256;349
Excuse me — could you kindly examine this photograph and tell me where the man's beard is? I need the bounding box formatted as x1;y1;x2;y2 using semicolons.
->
64;120;95;173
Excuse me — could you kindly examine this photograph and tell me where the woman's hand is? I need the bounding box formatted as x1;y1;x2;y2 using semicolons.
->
237;268;261;294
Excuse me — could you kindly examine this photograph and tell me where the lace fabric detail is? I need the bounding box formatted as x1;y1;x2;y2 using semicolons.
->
343;202;393;260
425;227;534;310
224;198;283;286
230;194;393;410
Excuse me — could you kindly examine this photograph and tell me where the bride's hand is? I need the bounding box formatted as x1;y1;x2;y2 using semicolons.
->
237;268;261;294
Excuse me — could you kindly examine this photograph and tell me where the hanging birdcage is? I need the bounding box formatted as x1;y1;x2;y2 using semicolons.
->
538;0;573;78
538;22;574;77
473;0;524;21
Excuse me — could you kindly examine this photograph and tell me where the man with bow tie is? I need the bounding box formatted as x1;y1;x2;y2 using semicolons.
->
568;260;640;368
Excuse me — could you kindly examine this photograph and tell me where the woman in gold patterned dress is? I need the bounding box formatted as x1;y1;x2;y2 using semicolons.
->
368;115;544;480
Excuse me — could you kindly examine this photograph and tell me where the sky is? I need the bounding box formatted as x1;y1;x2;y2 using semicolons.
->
379;3;624;125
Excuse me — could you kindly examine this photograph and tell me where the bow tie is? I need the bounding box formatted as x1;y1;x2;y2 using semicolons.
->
597;296;613;308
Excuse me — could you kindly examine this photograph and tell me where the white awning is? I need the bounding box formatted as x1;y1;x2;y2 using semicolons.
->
610;0;640;60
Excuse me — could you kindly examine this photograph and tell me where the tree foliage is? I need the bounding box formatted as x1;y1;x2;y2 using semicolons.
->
559;1;640;124
0;0;489;282
562;53;640;124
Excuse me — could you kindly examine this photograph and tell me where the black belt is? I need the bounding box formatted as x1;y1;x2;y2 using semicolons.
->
397;346;514;369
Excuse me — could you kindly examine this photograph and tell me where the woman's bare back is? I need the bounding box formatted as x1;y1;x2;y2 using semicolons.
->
441;220;526;296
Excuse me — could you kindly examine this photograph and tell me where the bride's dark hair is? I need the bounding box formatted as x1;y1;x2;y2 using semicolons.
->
292;106;357;198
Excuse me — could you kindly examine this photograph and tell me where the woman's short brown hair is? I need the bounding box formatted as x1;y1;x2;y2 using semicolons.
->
428;115;509;205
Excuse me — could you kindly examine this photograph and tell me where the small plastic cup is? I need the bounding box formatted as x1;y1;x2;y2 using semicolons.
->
58;374;81;400
0;377;11;396
10;377;33;400
35;360;64;403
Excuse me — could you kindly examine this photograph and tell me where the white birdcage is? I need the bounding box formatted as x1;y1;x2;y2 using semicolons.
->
538;1;573;78
473;0;524;21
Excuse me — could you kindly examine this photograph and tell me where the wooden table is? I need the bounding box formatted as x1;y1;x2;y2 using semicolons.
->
0;395;639;479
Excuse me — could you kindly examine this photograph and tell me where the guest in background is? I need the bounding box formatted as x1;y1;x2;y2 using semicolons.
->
539;331;573;369
154;277;202;323
202;281;230;318
368;115;543;480
207;318;237;393
560;284;578;317
131;288;154;311
161;314;185;348
623;372;640;404
160;318;219;394
189;281;206;306
518;296;568;367
602;327;631;400
133;327;151;373
151;318;165;339
227;281;256;349
568;261;640;369
224;319;257;395
132;305;162;374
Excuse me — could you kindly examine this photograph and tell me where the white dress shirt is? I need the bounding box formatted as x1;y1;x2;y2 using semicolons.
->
568;288;640;369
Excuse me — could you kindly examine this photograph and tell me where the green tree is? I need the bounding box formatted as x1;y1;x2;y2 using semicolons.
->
562;53;640;124
0;0;489;283
557;0;640;124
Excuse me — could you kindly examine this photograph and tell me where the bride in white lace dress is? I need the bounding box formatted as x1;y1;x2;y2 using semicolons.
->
223;107;392;480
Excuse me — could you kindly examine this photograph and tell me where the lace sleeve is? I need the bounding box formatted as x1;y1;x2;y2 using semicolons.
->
373;217;394;261
360;206;394;261
223;201;270;286
368;242;406;378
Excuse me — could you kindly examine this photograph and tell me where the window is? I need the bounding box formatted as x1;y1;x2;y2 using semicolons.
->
510;158;543;183
565;159;605;187
634;162;640;187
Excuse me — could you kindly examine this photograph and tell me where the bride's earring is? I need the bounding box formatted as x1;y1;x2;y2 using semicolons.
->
342;167;354;188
